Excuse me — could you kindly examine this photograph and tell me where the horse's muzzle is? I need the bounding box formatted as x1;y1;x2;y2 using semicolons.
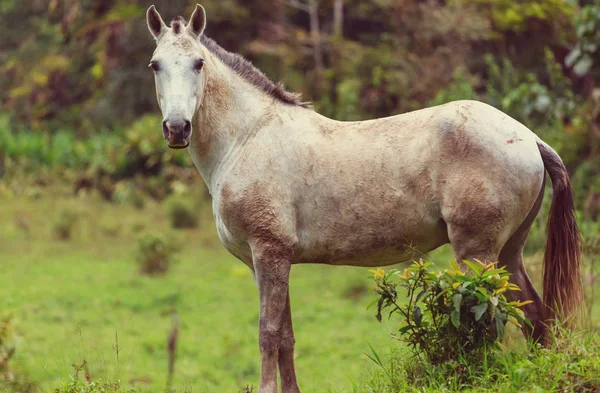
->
163;119;191;149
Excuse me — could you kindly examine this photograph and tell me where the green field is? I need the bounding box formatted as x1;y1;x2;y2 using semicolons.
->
0;190;437;393
1;186;599;393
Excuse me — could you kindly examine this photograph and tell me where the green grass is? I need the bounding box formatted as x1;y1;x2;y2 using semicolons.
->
0;190;416;392
1;186;599;393
354;329;600;392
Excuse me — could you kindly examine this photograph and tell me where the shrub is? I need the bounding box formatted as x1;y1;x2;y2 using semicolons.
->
54;362;135;393
136;233;178;276
53;209;80;241
166;197;199;229
369;260;531;364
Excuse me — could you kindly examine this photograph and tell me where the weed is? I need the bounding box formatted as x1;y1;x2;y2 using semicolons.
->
0;313;17;381
54;362;135;393
136;232;178;276
369;260;531;364
53;209;80;241
359;328;600;392
166;197;199;229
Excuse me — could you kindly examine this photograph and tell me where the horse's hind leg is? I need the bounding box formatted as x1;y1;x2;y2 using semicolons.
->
498;179;546;343
443;192;508;264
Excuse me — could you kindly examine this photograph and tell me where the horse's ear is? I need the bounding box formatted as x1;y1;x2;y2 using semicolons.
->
147;5;167;40
188;4;207;37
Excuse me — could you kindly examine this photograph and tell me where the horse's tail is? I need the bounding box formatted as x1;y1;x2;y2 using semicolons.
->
537;140;583;326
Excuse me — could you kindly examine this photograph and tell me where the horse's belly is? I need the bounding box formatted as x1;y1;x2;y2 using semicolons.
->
294;212;448;267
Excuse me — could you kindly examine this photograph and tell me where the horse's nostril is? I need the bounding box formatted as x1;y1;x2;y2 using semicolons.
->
162;120;169;138
184;120;191;135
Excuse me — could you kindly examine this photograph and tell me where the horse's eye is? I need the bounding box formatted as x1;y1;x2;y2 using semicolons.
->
149;61;160;72
194;59;205;72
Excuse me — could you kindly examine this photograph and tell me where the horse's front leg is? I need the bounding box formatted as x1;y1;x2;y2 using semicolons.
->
278;291;301;393
253;243;293;393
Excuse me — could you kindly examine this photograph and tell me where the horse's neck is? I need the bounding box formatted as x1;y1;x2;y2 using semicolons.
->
189;63;276;193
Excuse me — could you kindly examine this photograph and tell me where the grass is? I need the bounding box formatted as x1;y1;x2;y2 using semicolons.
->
355;329;600;392
1;183;599;393
0;187;411;393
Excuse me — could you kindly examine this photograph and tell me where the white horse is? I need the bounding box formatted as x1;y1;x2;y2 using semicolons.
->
146;5;582;393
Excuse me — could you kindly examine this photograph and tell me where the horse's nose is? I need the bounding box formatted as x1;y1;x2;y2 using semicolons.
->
162;119;192;148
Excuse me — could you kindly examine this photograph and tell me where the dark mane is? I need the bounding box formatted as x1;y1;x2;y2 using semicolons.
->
199;35;310;108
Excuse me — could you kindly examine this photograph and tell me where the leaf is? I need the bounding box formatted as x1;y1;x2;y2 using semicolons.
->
463;260;484;276
507;316;522;328
471;303;488;321
493;287;507;296
474;292;487;302
508;300;534;307
451;309;460;329
495;316;506;341
476;287;490;299
482;268;510;278
489;296;499;306
413;306;422;327
452;293;462;312
416;290;428;303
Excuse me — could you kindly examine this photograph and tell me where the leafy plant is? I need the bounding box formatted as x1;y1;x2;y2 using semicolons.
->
166;197;199;230
0;313;17;382
136;232;178;276
53;209;80;241
54;362;135;393
370;260;531;364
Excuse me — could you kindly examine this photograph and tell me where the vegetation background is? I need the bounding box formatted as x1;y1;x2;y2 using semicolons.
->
1;0;600;392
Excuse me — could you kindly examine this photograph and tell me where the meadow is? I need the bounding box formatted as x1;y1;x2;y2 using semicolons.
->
0;184;421;393
1;179;599;393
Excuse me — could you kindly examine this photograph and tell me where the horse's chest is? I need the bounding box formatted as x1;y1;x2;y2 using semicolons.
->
213;200;253;265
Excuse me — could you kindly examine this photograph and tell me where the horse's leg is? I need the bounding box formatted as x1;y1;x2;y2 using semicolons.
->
499;179;546;343
253;243;292;393
444;206;505;264
278;292;301;393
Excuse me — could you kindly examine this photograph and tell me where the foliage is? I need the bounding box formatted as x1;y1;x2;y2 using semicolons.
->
465;0;575;33
54;362;135;393
369;260;531;364
0;313;17;381
566;2;600;78
136;232;178;276
358;328;600;393
119;115;191;178
53;209;81;241
166;197;199;230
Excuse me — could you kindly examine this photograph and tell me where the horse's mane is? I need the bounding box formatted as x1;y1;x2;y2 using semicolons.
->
170;17;311;108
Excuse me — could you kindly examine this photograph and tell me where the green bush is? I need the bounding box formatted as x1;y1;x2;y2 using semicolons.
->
369;260;531;364
166;197;199;229
53;209;80;241
136;233;178;276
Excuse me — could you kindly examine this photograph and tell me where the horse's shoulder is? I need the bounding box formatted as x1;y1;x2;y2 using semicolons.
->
217;181;296;249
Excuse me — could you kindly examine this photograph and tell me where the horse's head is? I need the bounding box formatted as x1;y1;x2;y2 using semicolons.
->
146;5;207;149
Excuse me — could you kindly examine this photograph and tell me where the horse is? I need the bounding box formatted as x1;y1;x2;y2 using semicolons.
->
145;5;583;392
